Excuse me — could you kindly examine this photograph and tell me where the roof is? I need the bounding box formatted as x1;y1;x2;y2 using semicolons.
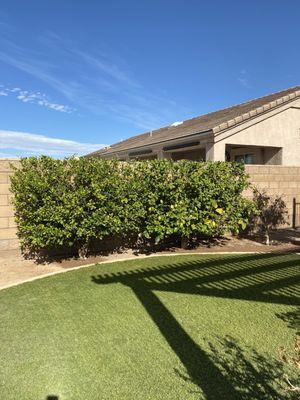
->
89;85;300;157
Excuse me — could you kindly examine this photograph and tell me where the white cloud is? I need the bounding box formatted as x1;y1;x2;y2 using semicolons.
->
238;77;250;88
0;36;190;130
9;87;21;92
0;129;105;157
73;49;141;89
237;70;251;88
0;85;74;113
16;90;73;113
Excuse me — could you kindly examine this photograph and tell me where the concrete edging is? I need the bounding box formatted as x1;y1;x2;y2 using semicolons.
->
0;251;274;292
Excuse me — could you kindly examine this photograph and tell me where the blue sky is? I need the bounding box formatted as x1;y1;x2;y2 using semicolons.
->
0;0;299;157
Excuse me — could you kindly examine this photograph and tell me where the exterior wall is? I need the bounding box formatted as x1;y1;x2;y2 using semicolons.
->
209;140;225;161
213;98;300;165
0;159;19;251
245;165;300;227
228;146;282;165
264;147;282;165
1;160;299;252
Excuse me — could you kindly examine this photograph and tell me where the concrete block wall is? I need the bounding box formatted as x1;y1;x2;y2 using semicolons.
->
245;165;300;226
0;161;299;252
0;159;19;251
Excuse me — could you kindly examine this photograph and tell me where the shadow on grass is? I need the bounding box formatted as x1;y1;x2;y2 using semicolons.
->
174;335;296;400
92;251;300;399
205;336;298;400
276;308;300;335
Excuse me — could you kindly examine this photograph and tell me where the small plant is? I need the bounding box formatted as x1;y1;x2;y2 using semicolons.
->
251;189;288;245
279;336;300;394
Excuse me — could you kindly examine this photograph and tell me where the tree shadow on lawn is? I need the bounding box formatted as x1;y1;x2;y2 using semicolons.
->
205;336;298;400
92;251;300;400
175;335;299;400
276;307;300;335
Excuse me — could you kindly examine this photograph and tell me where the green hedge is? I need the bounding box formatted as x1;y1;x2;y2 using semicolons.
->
10;157;254;255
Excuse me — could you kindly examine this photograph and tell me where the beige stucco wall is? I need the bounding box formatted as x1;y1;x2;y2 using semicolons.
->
0;159;19;251
213;98;300;165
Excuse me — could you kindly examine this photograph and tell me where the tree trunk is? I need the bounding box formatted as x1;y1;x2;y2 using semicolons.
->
265;232;270;246
77;241;89;259
181;236;189;249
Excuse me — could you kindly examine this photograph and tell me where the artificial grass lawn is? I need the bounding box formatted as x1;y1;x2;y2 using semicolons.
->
0;253;299;400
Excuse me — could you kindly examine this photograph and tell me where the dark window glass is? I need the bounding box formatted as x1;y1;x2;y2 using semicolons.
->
234;154;254;164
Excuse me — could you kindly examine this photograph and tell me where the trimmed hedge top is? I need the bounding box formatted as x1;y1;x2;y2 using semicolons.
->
10;157;254;255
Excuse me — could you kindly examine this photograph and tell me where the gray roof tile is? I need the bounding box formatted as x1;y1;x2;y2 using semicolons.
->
89;85;300;157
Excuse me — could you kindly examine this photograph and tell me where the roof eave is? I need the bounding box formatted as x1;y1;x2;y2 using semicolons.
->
94;129;213;158
213;90;300;134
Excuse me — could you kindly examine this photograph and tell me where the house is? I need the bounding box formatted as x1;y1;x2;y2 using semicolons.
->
88;86;300;165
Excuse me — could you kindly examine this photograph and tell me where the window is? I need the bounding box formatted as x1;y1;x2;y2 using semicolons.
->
171;148;205;161
234;154;254;164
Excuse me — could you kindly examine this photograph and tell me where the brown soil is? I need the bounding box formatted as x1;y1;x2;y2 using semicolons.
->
1;229;299;291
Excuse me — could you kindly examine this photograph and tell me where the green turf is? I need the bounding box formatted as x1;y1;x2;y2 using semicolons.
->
0;253;299;400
